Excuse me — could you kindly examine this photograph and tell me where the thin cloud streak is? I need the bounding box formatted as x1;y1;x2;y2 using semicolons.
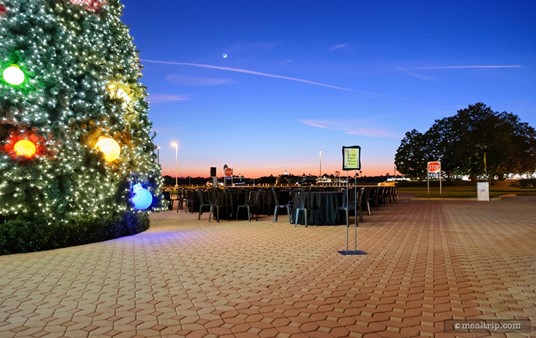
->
396;67;434;81
165;74;233;86
301;119;396;138
329;43;350;52
141;59;354;92
148;94;190;104
416;65;522;70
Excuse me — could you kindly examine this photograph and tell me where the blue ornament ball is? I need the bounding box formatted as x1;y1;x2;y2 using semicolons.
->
131;184;152;210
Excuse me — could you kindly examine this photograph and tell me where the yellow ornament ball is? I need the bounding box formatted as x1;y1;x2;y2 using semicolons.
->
3;64;25;86
14;139;37;158
95;137;121;162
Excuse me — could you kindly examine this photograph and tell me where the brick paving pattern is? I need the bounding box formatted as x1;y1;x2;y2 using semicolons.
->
0;194;535;337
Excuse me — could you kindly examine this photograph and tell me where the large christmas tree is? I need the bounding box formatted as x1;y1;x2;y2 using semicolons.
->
0;0;163;254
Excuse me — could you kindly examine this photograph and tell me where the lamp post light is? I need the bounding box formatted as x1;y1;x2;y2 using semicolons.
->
157;146;160;165
171;142;178;188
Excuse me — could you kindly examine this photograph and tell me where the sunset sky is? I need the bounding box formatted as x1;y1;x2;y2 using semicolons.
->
121;0;536;178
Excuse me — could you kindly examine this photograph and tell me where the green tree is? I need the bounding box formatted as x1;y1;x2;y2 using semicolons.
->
395;103;536;181
0;0;163;251
394;129;429;180
425;116;461;179
492;111;536;178
444;102;497;180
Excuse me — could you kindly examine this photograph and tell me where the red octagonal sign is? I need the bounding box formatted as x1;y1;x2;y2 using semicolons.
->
427;161;441;173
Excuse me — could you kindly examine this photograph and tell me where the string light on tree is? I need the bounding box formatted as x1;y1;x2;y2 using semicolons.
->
107;82;132;106
115;88;130;103
69;0;107;12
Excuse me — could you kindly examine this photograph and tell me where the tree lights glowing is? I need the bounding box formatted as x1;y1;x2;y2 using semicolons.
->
0;0;164;245
69;0;107;12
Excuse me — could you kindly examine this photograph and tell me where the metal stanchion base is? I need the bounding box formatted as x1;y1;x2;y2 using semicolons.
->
338;250;367;255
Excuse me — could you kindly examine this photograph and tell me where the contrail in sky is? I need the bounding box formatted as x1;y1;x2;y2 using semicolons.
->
141;59;354;92
416;65;521;70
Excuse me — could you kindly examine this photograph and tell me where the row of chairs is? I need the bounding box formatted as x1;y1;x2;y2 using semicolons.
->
163;186;398;225
162;189;190;212
349;186;399;225
194;188;296;223
197;189;261;222
196;188;294;223
287;186;399;228
163;188;264;222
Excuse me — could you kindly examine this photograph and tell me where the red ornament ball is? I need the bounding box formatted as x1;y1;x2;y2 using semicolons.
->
0;4;7;16
14;140;37;158
3;130;46;160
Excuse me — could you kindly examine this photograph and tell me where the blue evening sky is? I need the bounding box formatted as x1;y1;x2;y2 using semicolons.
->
121;0;536;178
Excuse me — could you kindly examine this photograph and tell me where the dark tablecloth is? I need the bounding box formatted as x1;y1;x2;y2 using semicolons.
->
292;191;343;225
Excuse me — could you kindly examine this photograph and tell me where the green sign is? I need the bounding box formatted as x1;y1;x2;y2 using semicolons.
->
342;146;361;171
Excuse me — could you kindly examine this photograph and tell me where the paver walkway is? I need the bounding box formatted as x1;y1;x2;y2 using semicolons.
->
0;195;535;337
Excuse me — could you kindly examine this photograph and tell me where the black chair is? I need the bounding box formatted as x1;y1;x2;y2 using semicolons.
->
197;189;211;220
271;188;293;223
198;189;222;222
391;186;399;203
381;186;391;205
293;191;309;227
174;188;186;212
338;187;364;226
367;186;381;212
236;190;260;221
183;189;196;213
361;187;372;216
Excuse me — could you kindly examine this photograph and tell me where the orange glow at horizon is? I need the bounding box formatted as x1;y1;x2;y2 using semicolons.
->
160;162;397;178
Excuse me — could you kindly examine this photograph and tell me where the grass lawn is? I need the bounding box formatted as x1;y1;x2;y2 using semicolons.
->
398;181;536;199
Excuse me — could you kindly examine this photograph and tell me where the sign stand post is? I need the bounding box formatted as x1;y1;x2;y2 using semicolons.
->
344;171;349;252
427;161;442;195
338;146;366;256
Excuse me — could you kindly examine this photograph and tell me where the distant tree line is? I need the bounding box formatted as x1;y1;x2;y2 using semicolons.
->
161;173;397;187
161;175;278;186
395;103;536;181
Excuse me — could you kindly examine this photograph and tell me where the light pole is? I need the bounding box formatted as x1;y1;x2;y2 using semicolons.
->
156;146;160;165
171;142;178;188
319;150;322;177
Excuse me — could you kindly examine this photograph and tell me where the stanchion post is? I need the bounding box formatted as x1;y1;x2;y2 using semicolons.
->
338;170;366;256
338;145;366;256
354;170;357;250
346;171;349;252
